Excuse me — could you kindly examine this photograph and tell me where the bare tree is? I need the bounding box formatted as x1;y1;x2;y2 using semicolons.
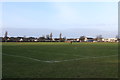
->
46;35;50;40
59;33;62;39
50;33;53;40
4;31;8;42
5;31;8;38
79;36;85;42
42;35;45;38
96;35;103;42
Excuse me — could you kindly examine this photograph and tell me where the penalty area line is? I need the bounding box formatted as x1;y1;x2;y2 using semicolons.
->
2;53;118;63
3;53;61;63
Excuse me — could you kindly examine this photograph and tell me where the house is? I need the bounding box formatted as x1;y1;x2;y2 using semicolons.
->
84;37;94;42
67;38;75;41
27;37;36;42
54;38;61;42
102;38;118;42
19;38;23;42
34;39;38;42
76;38;80;42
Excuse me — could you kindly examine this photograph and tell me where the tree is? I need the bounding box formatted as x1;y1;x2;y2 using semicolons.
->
4;31;8;38
4;31;8;42
46;34;50;40
79;36;85;42
63;37;66;41
59;33;62;41
50;33;53;40
96;35;103;42
42;35;45;38
39;36;45;41
61;36;66;42
59;33;62;39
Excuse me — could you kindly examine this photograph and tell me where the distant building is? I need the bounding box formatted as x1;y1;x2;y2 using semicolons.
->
66;38;79;42
54;38;60;42
102;38;118;42
76;38;80;42
1;31;118;43
19;38;23;42
84;37;94;42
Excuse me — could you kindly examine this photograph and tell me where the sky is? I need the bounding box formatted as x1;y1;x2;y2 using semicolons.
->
2;2;118;38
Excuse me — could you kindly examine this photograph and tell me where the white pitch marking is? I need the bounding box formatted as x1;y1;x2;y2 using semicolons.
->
3;53;61;63
3;53;118;63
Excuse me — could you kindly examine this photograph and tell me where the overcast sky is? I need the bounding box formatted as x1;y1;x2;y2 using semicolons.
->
2;2;118;38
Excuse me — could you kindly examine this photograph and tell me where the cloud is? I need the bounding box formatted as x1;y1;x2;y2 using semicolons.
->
51;3;80;24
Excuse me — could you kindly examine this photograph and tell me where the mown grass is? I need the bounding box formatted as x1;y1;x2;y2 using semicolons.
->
2;42;118;78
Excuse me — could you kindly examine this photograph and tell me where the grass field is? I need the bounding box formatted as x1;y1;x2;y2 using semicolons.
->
2;42;118;78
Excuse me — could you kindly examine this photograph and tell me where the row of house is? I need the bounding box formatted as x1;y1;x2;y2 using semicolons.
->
1;36;119;42
67;37;119;42
1;37;64;42
1;31;119;42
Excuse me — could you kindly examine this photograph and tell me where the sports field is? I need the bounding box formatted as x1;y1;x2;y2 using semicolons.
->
2;42;118;78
